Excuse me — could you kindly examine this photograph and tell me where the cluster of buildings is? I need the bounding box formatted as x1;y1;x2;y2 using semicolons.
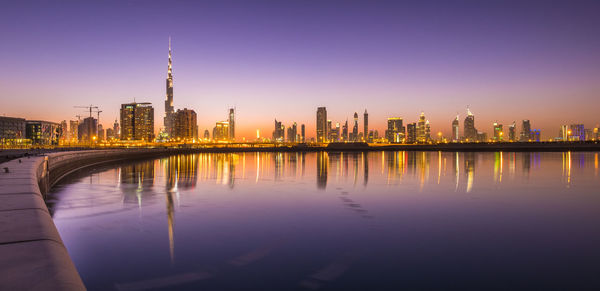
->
315;107;373;143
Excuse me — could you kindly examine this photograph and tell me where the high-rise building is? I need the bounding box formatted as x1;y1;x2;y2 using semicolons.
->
520;120;531;141
316;107;327;143
464;108;477;141
352;112;359;142
417;112;427;143
59;120;68;142
78;117;97;143
327;120;333;141
203;129;210;140
493;122;503;141
570;124;585;141
69;120;79;143
508;122;516;141
559;125;569;141
228;108;235;141
273;119;285;141
531;129;541;142
406;123;417;143
164;37;175;137
98;124;105;141
363;109;369;142
213;121;230;141
342;120;348;141
173;108;198;141
120;102;155;141
452;115;459;142
106;127;115;140
26;120;60;145
287;122;298;142
113;119;120;140
0;116;26;145
301;124;306;142
385;118;404;143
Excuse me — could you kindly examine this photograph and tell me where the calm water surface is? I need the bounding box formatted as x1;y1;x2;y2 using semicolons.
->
49;151;600;290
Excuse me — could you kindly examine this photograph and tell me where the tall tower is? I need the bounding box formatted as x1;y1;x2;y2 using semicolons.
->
363;109;368;141
452;115;459;142
228;108;235;141
164;37;175;136
352;112;359;142
316;107;327;143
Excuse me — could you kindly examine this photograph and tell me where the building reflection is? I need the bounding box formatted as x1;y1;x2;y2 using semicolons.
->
316;152;328;189
214;153;238;188
363;152;369;186
386;151;406;184
165;154;199;191
119;160;156;206
464;152;475;193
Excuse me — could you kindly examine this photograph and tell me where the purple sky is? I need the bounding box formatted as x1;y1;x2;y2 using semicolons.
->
1;0;599;139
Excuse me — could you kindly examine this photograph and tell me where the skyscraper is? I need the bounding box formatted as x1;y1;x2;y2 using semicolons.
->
520;120;531;141
273;119;285;141
228;108;235;141
508;122;516;141
301;124;305;142
287;122;298;142
363;109;369;142
164;37;175;137
464;108;477;141
213;121;230;141
316;107;327;143
173;108;198;141
120;102;155;141
452;115;459;142
342;120;348;141
77;117;97;143
493;122;503;141
69;120;79;143
113;119;120;140
352;112;359;142
385;118;404;143
406;123;417;143
417;112;427;143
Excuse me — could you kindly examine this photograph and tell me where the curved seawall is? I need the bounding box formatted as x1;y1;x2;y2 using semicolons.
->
0;149;176;290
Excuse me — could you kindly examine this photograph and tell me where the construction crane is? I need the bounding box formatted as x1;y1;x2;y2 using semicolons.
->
92;109;103;137
74;105;98;118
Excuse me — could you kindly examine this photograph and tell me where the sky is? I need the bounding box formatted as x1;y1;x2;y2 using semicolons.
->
1;0;599;140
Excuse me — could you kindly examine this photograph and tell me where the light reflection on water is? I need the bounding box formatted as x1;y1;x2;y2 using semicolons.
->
49;151;600;290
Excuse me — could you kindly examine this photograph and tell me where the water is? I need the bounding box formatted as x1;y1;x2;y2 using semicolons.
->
49;151;600;290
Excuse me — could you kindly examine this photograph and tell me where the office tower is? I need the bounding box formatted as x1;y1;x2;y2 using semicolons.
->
452;115;459;142
327;120;333;141
559;125;569;141
98;124;105;141
531;129;541;142
352;112;359;142
464;108;477;141
228;108;235;141
164;37;175;137
508;122;516;141
374;130;379;140
493;122;503;141
363;109;368;142
69;120;79;143
26;120;60;145
425;120;431;142
0;117;26;145
584;129;594;141
120;102;155;141
301;124;305;142
570;124;585;141
520;120;531;141
406;123;417;143
417;112;427;143
203;129;210;140
113;119;120;139
334;122;340;142
59;120;68;142
273;119;285;141
342;120;348;141
385;117;404;143
173;108;198;140
287;122;298;142
316;107;327;143
77;117;97;143
213;121;230;141
106;127;115;140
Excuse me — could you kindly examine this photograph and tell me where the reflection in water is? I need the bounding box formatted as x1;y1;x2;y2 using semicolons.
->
317;152;328;189
464;152;475;193
120;160;155;207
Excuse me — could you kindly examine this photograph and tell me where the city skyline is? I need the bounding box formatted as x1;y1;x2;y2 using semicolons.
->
2;1;600;140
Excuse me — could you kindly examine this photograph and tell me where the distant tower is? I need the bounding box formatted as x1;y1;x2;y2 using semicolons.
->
316;107;327;143
228;108;235;141
417;112;427;143
352;112;359;141
363;109;368;142
164;37;175;137
301;124;306;142
464;107;477;141
452;115;459;142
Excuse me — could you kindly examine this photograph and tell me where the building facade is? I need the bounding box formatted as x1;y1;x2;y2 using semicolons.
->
26;120;60;145
120;102;155;141
0;116;26;145
173;108;198;141
316;107;327;143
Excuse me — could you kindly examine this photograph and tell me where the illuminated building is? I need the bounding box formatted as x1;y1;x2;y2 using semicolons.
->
301;124;305;142
26;120;60;145
120;102;155;141
493;122;503;141
287;122;298;142
69;120;79;143
508;122;516;141
351;112;359;142
0;116;26;145
113;119;120;139
452;115;459;142
228;108;235;141
570;124;585;141
213;121;230;141
316;107;327;143
59;120;68;142
520;120;531;141
558;125;569;141
385;117;404;143
406;123;417;143
464;108;477;141
531;129;541;142
273;119;284;142
327;120;333;141
417;112;427;143
78;117;97;143
106;127;115;140
342;120;348;141
203;129;210;140
363;109;369;142
173;108;198;140
98;124;105;141
425;120;431;142
164;37;175;137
